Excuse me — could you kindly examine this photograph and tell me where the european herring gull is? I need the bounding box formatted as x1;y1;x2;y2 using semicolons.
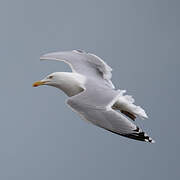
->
33;50;155;143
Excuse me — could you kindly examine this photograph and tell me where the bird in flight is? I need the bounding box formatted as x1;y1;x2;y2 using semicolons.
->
33;50;155;143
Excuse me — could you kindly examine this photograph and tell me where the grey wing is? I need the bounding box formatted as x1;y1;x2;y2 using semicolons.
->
40;50;114;89
67;89;155;143
67;79;120;108
85;108;154;143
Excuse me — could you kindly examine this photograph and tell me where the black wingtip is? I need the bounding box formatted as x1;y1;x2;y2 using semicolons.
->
106;127;155;143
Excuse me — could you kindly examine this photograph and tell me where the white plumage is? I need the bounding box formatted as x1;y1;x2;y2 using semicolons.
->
33;50;154;143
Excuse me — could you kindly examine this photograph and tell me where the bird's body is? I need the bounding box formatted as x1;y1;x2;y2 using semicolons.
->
33;50;155;143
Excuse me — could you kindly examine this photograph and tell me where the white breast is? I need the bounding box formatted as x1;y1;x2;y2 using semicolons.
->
55;72;86;97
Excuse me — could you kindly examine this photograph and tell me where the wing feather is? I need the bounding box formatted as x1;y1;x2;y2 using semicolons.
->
40;50;114;88
67;96;154;143
66;87;154;143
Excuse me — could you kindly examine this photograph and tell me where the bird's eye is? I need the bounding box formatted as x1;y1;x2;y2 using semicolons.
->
48;76;53;79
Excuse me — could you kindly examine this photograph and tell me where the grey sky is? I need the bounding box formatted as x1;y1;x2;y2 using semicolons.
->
0;0;179;179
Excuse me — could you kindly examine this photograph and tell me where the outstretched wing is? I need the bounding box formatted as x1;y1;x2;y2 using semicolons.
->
66;86;154;143
40;50;114;89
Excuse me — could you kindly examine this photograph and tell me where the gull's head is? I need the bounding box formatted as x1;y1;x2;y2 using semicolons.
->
33;72;61;88
33;72;85;97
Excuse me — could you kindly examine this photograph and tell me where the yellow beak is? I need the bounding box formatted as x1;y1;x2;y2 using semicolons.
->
32;81;46;87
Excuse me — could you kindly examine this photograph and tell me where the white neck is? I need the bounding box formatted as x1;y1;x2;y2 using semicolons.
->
52;72;86;97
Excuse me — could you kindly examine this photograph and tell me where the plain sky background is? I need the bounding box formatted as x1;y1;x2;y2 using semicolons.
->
0;0;179;179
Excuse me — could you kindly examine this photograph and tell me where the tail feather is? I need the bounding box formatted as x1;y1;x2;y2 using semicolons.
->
113;91;148;120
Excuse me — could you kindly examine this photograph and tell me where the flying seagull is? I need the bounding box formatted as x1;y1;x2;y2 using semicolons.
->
33;50;155;143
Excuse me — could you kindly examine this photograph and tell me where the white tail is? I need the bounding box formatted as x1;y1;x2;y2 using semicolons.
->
112;90;148;120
